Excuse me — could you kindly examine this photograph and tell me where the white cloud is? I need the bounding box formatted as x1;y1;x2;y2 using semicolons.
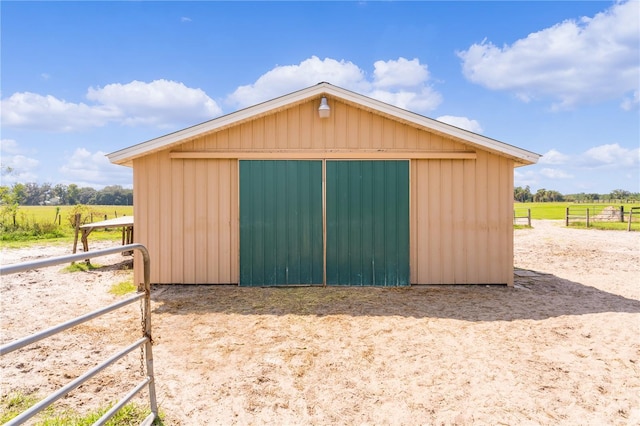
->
369;87;442;113
59;148;132;188
227;56;368;107
538;148;570;165
580;143;640;168
621;90;639;111
457;1;639;109
181;17;192;22
373;57;429;88
514;169;539;189
1;79;222;132
87;80;222;128
1;139;21;155
516;142;640;193
537;144;639;170
0;139;40;183
540;168;573;179
1;92;120;131
226;56;442;113
435;115;483;133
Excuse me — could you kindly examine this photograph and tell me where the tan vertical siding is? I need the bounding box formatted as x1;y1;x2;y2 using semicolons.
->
132;158;145;286
194;159;208;281
463;159;477;283
427;161;441;281
146;155;160;282
158;152;173;282
451;160;466;282
203;159;238;283
133;153;239;284
410;154;513;285
474;150;489;281
170;157;184;282
182;160;196;282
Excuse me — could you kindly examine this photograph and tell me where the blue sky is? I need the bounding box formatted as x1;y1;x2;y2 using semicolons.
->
1;1;638;194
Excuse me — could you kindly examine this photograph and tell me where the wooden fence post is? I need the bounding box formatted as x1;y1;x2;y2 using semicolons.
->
586;208;590;228
628;209;634;232
527;208;531;227
72;213;81;256
620;206;624;223
565;207;569;226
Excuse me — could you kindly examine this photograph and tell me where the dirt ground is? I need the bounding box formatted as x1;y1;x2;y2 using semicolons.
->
1;220;639;425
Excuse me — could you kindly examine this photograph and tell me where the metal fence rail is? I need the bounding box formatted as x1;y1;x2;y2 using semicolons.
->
0;244;158;426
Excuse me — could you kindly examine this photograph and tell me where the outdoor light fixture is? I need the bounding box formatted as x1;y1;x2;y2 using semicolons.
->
318;96;330;118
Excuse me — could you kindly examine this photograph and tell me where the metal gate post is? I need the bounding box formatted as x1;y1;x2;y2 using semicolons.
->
141;246;158;417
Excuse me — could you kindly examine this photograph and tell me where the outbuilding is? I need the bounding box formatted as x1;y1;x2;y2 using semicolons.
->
108;82;540;287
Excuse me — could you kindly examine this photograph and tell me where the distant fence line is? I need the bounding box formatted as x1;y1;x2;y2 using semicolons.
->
569;199;639;204
513;208;531;226
88;210;124;224
49;210;125;226
565;205;639;231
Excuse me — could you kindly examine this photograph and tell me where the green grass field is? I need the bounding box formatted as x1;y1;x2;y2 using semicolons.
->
1;205;133;246
514;202;640;220
15;205;133;224
514;202;640;231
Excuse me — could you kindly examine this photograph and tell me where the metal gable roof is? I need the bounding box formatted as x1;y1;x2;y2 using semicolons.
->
107;82;540;167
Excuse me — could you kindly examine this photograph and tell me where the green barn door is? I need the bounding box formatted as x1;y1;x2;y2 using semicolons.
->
240;160;323;286
326;161;410;286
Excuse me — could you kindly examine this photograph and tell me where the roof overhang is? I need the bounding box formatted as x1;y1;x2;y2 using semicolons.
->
107;82;540;167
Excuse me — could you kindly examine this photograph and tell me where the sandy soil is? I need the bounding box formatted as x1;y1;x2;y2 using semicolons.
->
1;220;639;425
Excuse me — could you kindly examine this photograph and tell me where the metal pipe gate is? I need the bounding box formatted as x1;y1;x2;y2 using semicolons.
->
0;244;158;425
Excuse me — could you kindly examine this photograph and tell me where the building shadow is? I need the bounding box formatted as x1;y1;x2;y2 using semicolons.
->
150;270;640;321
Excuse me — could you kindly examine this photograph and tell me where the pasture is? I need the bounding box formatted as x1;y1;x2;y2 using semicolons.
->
0;205;133;245
514;201;640;219
514;202;640;231
12;205;133;225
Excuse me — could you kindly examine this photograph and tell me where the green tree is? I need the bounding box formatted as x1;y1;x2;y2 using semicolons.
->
1;185;19;228
78;187;97;204
52;184;68;204
546;190;564;202
514;185;532;202
67;184;79;205
610;189;631;200
11;183;26;205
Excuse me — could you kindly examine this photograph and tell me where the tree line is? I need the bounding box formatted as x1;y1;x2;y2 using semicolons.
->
0;183;133;206
0;182;637;206
514;186;639;203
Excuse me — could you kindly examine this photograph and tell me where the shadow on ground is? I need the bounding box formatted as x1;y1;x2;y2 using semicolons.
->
150;271;640;321
89;258;133;272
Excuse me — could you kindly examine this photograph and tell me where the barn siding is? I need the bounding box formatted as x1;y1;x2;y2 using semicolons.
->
134;154;238;284
409;154;513;285
134;97;514;285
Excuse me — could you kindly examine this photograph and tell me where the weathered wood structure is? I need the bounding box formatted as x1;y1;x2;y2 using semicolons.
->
108;83;539;286
74;215;134;255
